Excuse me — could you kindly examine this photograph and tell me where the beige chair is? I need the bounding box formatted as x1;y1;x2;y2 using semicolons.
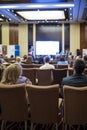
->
32;64;42;68
63;85;87;130
52;68;67;85
68;67;74;76
22;68;37;85
26;84;62;130
36;69;52;85
0;83;28;130
57;64;68;69
22;63;34;68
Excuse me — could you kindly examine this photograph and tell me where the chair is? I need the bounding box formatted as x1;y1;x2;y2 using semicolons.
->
22;68;37;85
57;64;68;69
63;85;87;130
0;83;28;130
68;67;74;76
26;84;62;130
32;64;42;68
0;68;4;81
52;68;67;85
21;63;34;68
36;69;52;85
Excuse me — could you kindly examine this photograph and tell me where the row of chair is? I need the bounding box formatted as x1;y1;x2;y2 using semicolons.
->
22;67;87;86
22;68;68;86
22;63;68;69
0;83;61;130
0;83;87;130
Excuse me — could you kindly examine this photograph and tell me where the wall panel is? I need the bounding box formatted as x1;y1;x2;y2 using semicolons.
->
80;23;87;54
9;24;18;45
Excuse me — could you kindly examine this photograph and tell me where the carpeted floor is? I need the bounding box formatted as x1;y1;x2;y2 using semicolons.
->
0;120;63;130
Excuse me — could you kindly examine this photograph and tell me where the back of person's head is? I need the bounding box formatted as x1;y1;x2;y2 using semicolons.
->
73;59;85;74
1;64;21;84
59;56;65;61
10;55;14;58
23;55;27;60
16;56;21;63
44;56;50;63
26;56;33;63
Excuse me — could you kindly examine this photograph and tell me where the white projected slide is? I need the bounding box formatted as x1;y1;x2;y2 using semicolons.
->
36;41;59;55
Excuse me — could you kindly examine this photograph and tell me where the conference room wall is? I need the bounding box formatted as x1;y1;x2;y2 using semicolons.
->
1;24;28;57
0;23;87;57
0;25;2;44
80;23;87;55
70;23;80;56
2;24;9;46
18;24;28;57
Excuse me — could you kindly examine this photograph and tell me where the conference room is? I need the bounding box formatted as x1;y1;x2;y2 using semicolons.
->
0;0;87;129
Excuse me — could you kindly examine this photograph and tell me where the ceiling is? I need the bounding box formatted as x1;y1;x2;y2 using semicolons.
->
0;0;87;24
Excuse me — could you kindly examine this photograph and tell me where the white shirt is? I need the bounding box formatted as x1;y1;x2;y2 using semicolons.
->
40;63;55;69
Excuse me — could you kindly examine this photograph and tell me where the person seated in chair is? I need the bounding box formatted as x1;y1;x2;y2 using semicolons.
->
1;64;32;85
40;55;55;69
61;59;87;97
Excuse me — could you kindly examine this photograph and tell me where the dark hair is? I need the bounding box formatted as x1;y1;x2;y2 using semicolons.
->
73;59;85;74
59;57;65;61
44;56;50;63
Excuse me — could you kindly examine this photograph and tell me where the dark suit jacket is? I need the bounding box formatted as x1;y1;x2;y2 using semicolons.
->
61;73;87;97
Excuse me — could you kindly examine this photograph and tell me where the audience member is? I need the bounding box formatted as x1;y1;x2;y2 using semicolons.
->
61;59;87;117
15;56;23;75
40;56;55;69
58;56;68;65
61;59;87;94
15;56;21;64
25;56;33;64
1;64;32;85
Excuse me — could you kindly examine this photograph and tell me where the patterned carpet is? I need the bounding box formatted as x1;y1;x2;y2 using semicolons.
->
0;120;87;130
0;120;63;130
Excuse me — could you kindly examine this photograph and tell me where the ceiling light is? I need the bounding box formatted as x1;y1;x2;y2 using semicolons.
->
16;10;65;20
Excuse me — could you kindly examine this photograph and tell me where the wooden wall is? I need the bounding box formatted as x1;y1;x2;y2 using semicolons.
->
0;25;2;44
0;23;87;56
9;24;18;45
80;23;87;54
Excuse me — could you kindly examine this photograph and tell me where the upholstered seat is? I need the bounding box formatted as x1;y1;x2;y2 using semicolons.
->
0;83;28;130
63;85;87;130
36;69;53;85
52;68;67;85
22;68;37;85
26;84;62;130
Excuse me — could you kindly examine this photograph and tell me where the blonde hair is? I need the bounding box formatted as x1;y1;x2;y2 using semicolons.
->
16;56;21;63
1;64;21;84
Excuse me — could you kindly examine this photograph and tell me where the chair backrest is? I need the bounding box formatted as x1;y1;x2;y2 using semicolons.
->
57;64;68;69
26;84;59;124
52;68;67;85
64;85;87;125
22;68;36;85
0;68;4;81
68;68;74;76
33;64;42;68
36;69;52;85
22;63;34;68
0;83;28;121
